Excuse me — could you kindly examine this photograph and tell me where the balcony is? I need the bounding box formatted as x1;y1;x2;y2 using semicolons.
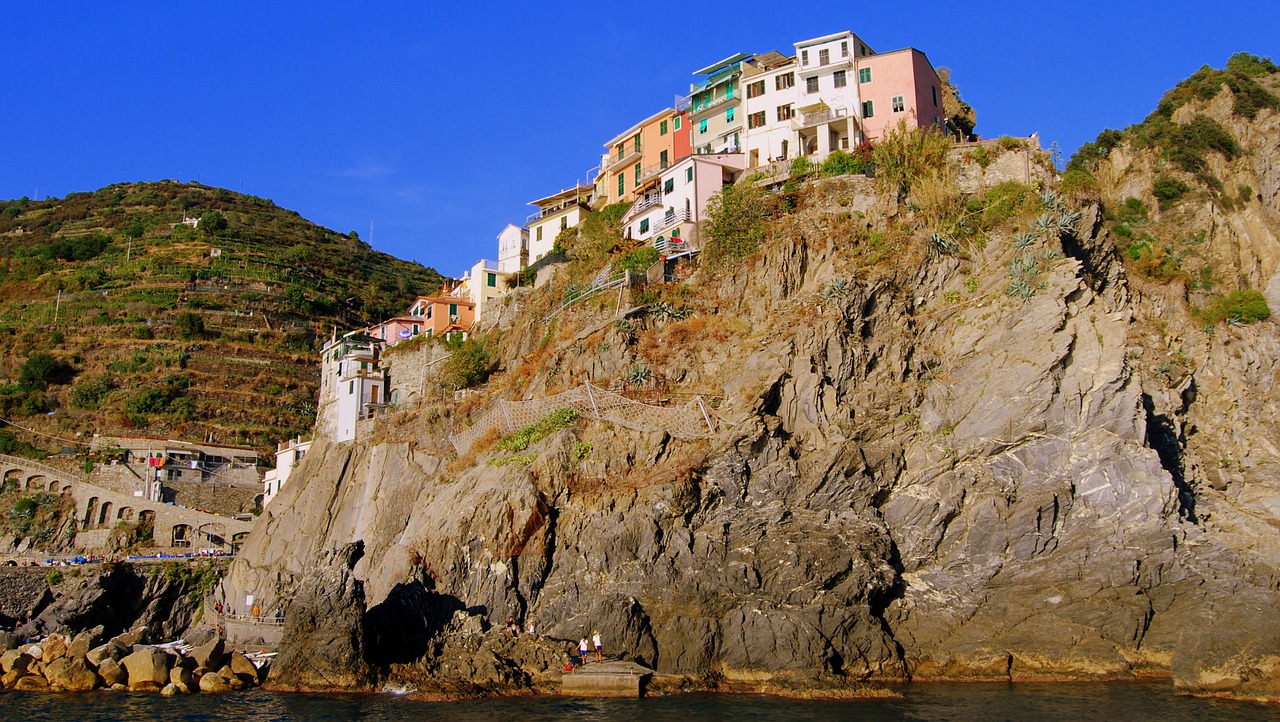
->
791;106;848;130
605;145;643;172
526;199;589;224
654;208;691;234
637;160;670;184
687;93;740;119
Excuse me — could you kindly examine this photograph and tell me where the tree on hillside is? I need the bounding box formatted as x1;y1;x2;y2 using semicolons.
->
199;211;227;236
19;353;74;390
176;312;205;340
937;67;977;141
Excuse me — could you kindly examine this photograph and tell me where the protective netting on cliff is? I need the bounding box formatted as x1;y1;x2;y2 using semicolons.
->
449;383;715;454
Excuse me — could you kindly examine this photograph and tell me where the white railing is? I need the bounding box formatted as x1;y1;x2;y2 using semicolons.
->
792;106;847;130
654;209;691;234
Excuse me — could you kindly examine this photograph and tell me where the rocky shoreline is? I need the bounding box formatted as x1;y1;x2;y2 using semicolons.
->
0;629;267;694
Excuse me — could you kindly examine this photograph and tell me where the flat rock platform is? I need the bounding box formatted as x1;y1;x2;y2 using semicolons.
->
560;660;654;697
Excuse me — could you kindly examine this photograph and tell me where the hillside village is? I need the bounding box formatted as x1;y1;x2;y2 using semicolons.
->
4;27;991;557
258;29;981;504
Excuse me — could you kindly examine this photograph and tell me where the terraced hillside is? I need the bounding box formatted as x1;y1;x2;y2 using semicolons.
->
0;181;442;454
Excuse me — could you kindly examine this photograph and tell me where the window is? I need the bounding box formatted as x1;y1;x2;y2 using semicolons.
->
686;167;693;183
776;72;794;90
725;107;734;123
427;306;433;319
412;323;420;334
633;135;641;153
536;226;543;241
639;219;649;233
777;104;794;121
660;150;668;169
561;216;567;229
858;67;871;83
892;95;904;112
833;70;846;88
699;119;708;134
747;80;765;98
487;273;496;287
932;85;938;107
818;48;829;65
348;381;354;395
663;178;674;194
748;110;767;129
841;41;848;57
634;162;641;186
617;174;624;197
660;120;668;135
674;115;681;130
862;100;874;118
801;50;808;65
805;76;818;93
725;82;734;99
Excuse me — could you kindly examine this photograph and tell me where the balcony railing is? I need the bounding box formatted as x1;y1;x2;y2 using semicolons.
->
653;208;691;234
638;160;670;183
791;106;848;130
605;145;643;172
526;200;589;224
688;93;739;118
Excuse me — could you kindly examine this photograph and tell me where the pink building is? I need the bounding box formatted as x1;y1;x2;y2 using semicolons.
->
855;48;943;141
366;316;426;346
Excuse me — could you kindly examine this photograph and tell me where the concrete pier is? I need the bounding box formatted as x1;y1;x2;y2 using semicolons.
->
560;660;653;697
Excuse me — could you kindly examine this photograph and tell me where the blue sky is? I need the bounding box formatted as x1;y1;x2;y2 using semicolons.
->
3;2;1276;277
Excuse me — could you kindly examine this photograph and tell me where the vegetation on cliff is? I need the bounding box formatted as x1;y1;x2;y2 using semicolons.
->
0;181;442;453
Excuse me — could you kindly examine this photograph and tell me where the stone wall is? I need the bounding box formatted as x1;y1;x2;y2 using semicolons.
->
0;567;51;619
382;341;451;409
88;463;151;496
162;480;258;517
952;136;1055;193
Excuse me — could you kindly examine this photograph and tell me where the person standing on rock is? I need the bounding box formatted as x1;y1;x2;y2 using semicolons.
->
592;630;603;663
579;637;589;665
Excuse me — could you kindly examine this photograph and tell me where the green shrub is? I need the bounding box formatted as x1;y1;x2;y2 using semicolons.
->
980;182;1035;228
872;119;952;203
497;408;580;452
819;147;872;176
70;374;114;410
47;569;63;587
1152;175;1191;209
1200;290;1271;325
616;246;660;274
789;157;813;177
1060;168;1101;198
440;337;497;390
175;312;205;340
701;183;778;269
19;352;74;390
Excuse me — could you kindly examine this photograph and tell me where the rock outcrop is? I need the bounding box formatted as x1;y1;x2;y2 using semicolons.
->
218;66;1280;702
265;541;375;691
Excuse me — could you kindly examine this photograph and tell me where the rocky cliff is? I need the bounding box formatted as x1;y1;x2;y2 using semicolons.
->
218;59;1280;701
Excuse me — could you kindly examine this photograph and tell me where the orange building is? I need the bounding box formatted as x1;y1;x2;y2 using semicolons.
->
407;283;476;340
600;108;689;205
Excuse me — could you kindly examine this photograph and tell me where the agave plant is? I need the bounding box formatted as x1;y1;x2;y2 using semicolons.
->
821;277;851;300
626;363;652;386
1032;212;1057;236
1005;277;1036;300
1013;231;1036;249
927;232;959;259
1055;209;1082;235
1039;188;1062;211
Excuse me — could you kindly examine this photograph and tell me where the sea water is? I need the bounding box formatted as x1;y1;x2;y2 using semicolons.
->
0;682;1273;721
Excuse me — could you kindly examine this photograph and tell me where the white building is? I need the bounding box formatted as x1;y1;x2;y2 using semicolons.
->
262;436;311;507
317;331;387;443
497;224;528;273
527;185;593;264
455;258;511;324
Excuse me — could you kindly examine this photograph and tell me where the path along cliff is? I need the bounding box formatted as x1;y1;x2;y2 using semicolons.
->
217;64;1280;701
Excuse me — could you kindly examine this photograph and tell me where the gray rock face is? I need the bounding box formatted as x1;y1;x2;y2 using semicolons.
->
220;96;1280;699
266;542;375;691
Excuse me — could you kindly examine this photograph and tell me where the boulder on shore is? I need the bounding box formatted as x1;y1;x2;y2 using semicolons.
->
191;638;228;671
45;656;99;692
199;671;230;692
97;658;127;687
121;647;172;691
